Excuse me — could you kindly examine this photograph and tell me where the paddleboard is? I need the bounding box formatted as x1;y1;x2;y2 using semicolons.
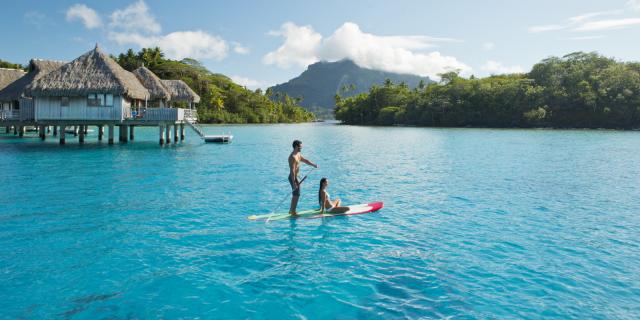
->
247;201;383;221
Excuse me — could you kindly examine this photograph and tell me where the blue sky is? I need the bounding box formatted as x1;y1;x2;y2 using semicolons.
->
2;0;640;89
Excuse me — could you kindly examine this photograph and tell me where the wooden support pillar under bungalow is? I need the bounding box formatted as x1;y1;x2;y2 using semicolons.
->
108;125;114;144
59;125;65;145
78;125;85;143
166;124;171;144
129;125;134;141
159;125;164;145
98;125;103;141
53;125;57;136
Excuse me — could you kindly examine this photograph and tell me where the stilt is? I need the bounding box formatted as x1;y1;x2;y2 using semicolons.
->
120;125;128;143
73;126;78;137
79;126;85;143
173;125;178;143
159;125;165;145
13;126;17;135
108;125;114;144
39;125;45;140
59;126;65;145
19;126;24;137
83;126;88;134
180;123;185;141
4;126;8;134
47;126;51;134
129;125;135;141
53;126;58;137
166;125;171;144
98;125;104;141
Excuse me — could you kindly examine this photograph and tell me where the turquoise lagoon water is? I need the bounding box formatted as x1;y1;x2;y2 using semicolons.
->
0;123;639;319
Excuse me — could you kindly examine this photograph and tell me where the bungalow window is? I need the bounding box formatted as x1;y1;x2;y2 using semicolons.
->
61;97;70;107
87;94;114;107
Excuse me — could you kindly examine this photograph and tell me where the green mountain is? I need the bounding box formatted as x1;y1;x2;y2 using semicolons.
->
269;59;433;118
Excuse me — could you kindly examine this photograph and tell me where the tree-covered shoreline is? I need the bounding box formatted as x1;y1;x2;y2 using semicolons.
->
335;52;640;129
114;48;314;124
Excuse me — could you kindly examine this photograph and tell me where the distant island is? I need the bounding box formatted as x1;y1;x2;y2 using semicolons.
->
269;59;432;119
335;52;640;129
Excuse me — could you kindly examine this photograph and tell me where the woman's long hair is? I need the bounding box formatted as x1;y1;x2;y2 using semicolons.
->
318;178;327;206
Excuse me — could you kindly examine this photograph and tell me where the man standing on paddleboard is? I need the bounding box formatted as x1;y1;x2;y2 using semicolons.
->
289;140;318;215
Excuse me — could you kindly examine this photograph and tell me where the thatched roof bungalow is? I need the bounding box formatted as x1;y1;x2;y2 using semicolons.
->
0;68;26;91
133;66;171;108
162;79;201;107
0;60;63;120
27;45;150;121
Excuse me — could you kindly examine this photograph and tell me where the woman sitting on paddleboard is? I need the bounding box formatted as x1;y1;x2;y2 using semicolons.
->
319;178;349;214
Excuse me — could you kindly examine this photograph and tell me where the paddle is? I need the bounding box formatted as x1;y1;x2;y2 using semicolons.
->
266;167;316;223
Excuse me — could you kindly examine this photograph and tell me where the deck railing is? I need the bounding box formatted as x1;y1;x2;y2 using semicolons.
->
0;110;19;120
133;108;197;122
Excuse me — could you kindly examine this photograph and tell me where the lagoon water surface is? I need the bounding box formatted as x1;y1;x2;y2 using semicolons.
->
1;123;639;319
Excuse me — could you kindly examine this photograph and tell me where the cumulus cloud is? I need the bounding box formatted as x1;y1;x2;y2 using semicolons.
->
264;22;322;69
65;1;234;61
66;4;102;29
109;0;160;34
108;30;228;60
481;60;524;75
230;75;262;89
264;22;470;78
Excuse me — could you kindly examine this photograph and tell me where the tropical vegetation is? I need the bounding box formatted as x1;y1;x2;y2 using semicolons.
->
335;52;640;129
115;48;314;123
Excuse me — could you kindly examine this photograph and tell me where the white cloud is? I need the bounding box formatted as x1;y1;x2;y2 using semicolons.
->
481;60;524;74
482;42;495;51
264;22;322;69
230;75;262;89
66;4;102;29
264;22;470;78
573;18;640;31
109;0;160;34
627;0;640;11
63;1;231;61
108;30;228;60
233;42;250;55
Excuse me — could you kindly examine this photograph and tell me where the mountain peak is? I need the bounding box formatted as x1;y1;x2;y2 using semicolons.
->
270;60;432;118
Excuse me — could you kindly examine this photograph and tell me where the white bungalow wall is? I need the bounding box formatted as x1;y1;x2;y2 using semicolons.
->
35;96;130;121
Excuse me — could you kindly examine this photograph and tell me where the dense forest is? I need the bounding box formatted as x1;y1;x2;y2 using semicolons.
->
114;48;314;123
335;52;640;129
0;59;24;70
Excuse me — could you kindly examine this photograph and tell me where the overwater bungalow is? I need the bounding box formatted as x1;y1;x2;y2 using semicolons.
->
133;66;171;109
0;60;63;125
0;68;26;124
162;79;201;121
14;45;200;145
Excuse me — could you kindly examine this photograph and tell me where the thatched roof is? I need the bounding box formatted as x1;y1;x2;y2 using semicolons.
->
133;66;171;100
27;45;149;100
0;60;64;101
0;68;26;92
161;79;201;103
